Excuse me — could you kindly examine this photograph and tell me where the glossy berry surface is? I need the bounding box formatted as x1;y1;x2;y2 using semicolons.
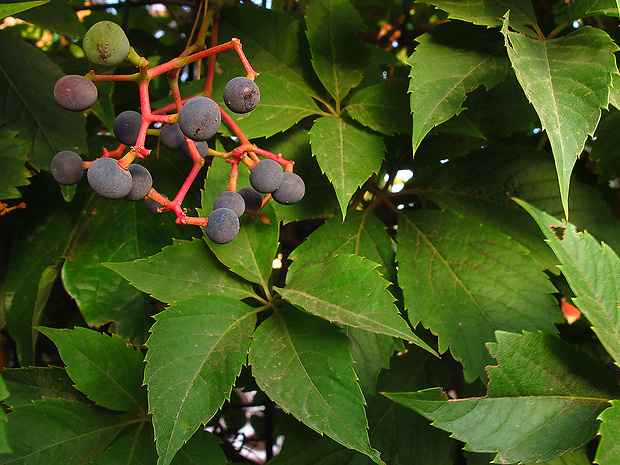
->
114;110;142;146
178;97;221;141
87;158;132;199
250;159;284;193
51;151;84;185
223;77;260;114
213;191;245;217
237;187;262;214
54;75;98;112
83;21;130;68
272;172;305;205
206;208;240;244
124;164;153;201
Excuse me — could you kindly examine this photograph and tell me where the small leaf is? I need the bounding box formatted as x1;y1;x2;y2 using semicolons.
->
0;398;127;465
309;115;385;219
407;21;510;154
105;238;257;304
502;18;619;217
305;0;369;105
37;327;147;413
346;81;411;136
145;296;256;465
595;400;620;465
396;210;560;381
280;254;434;354
251;307;383;465
0;125;31;200
516;199;620;367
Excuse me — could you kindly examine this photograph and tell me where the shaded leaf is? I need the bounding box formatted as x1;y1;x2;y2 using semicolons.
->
0;398;127;465
384;331;617;463
16;0;85;39
105;238;257;304
502;19;619;216
144;296;256;465
346;81;411;136
37;326;147;413
595;400;620;465
280;254;433;352
251;307;383;465
0;1;48;20
0;30;88;171
2;366;87;407
0;125;31;200
407;21;510;154
516;199;620;367
0;375;9;455
309;115;385;219
564;0;619;23
169;430;228;465
305;0;369;105
396;210;560;381
89;421;158;465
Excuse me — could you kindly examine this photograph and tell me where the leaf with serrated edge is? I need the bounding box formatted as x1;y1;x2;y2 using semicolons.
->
287;210;396;282
0;398;128;465
145;296;256;465
105;238;257;304
407;21;510;155
383;331;618;464
516;199;620;367
595;400;620;465
397;210;559;381
0;125;30;199
0;30;88;170
37;327;147;413
564;0;619;23
280;254;434;354
305;0;368;105
309;115;385;219
251;307;383;465
502;17;619;217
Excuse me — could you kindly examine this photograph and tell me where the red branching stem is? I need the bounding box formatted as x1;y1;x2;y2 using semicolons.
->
228;158;240;191
89;72;140;83
171;157;205;210
220;107;250;146
233;40;259;80
180;216;209;227
148;40;237;79
252;146;294;168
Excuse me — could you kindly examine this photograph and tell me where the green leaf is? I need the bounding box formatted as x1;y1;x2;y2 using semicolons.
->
216;72;319;139
16;0;85;39
346;81;411;136
0;375;9;455
0;1;48;20
309;115;385;219
564;0;619;23
169;430;228;465
287;210;396;282
37;327;147;413
305;0;369;106
595;400;620;465
0;398;127;465
2;367;87;407
407;21;510;154
251;307;383;465
89;421;158;465
396;210;560;381
0;122;31;200
502;19;619;217
590;107;620;182
144;296;256;465
280;254;434;353
0;30;88;171
422;0;538;34
384;331;617;463
105;238;257;304
515;199;620;367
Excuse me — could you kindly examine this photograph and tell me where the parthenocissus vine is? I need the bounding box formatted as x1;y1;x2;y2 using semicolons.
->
51;15;305;244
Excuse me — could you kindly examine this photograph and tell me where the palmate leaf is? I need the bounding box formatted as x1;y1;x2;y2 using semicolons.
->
305;0;369;106
279;254;434;354
516;200;620;367
502;18;619;217
251;307;383;465
0;125;30;200
396;210;560;381
595;400;620;465
309;115;385;219
407;21;510;154
0;30;88;171
421;0;537;34
105;238;257;303
145;296;256;465
287;210;396;282
0;398;128;465
37;327;147;413
384;331;620;464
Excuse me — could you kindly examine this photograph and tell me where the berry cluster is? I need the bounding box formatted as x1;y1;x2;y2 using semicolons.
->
51;20;304;244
